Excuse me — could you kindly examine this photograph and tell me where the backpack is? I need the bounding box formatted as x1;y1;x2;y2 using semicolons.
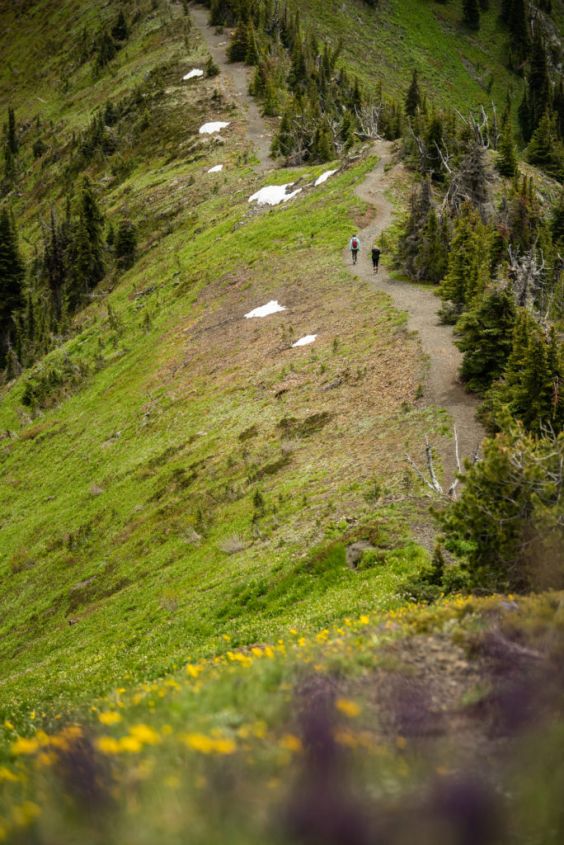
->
352;237;359;250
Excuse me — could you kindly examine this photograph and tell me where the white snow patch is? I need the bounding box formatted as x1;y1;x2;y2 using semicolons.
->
199;121;230;135
183;68;204;81
314;169;338;187
292;334;317;348
248;184;302;206
208;164;224;173
245;300;287;319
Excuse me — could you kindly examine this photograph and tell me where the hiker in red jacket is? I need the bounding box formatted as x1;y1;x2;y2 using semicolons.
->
349;234;360;265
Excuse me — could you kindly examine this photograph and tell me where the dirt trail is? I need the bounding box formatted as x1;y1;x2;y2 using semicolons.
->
189;2;273;172
347;140;484;484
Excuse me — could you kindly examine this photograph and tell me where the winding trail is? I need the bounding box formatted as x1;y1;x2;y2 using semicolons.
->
346;141;484;484
189;2;273;172
188;5;483;484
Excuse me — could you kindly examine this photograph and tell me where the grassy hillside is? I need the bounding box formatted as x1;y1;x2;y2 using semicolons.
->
1;0;563;842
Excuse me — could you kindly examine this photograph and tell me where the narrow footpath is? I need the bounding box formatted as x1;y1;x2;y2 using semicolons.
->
345;140;485;484
189;2;273;172
189;4;484;485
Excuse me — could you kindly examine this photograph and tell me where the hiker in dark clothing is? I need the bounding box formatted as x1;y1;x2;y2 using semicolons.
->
371;245;381;273
349;234;361;265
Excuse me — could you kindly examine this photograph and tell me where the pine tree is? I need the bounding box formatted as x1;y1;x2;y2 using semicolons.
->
7;107;18;155
405;69;421;118
507;0;529;64
413;207;449;282
111;11;129;42
521;32;551;140
456;284;517;391
115;219;137;270
526;111;564;181
67;178;105;308
0;208;25;367
462;0;481;30
397;178;432;278
496;119;518;177
228;20;249;62
439;202;491;316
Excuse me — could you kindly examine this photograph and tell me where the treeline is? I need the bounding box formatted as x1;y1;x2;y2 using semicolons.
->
195;0;402;163
0;161;137;376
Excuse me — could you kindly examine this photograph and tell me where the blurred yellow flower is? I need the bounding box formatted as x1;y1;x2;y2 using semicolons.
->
11;801;40;828
129;724;160;746
119;736;142;754
186;664;203;678
336;698;361;718
0;766;20;782
182;733;236;755
279;734;302;753
98;711;122;726
11;737;39;755
95;736;121;755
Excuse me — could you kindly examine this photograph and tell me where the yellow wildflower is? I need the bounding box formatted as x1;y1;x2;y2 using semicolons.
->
95;736;121;755
98;711;122;726
119;736;142;754
129;724;160;746
0;766;19;782
11;737;39;755
37;751;58;767
182;733;236;755
279;734;302;753
4;720;14;731
186;664;203;678
358;615;370;625
336;698;361;718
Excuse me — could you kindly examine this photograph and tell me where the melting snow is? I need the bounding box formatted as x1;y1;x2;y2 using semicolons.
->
248;184;302;206
183;68;204;81
292;334;317;348
314;169;338;187
199;121;230;135
208;164;224;173
245;300;287;319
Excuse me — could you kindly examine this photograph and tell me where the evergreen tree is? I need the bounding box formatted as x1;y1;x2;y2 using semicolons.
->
458;141;490;213
396;178;432;278
7;107;18;155
439;202;491;316
0;208;25;366
456;284;517;391
496;119;518;177
437;424;564;592
413;207;449;282
228;20;249;62
484;310;564;433
111;11;129;42
405;69;421;118
462;0;481;30
507;0;529;65
521;32;551;141
67;178;105;308
115;219;137;270
526;111;564;181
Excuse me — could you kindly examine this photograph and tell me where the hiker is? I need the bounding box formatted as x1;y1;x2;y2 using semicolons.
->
349;234;360;265
371;244;381;273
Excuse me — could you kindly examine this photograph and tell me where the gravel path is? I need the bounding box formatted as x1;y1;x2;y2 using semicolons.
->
346;141;484;484
189;2;273;172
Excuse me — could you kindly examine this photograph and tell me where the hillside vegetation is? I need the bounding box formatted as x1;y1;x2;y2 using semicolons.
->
0;0;563;842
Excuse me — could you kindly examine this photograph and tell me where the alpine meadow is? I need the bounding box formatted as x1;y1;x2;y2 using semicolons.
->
0;0;563;842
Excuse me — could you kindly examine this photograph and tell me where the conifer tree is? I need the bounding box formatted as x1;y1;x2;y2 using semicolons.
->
7;107;18;156
520;32;551;141
456;284;517;391
397;178;432;278
111;11;129;43
405;69;421;119
462;0;481;30
526;111;564;181
413;207;449;282
496;119;518;177
0;208;25;367
228;20;249;62
115;219;137;270
67;178;105;309
439;202;490;316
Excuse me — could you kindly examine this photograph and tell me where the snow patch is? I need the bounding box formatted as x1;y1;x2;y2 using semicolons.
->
248;184;302;206
292;334;317;348
245;300;287;319
208;164;224;173
183;68;204;81
314;169;338;187
199;121;230;135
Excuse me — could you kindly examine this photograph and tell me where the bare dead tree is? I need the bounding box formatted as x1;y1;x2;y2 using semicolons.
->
405;428;474;500
354;102;384;141
507;244;547;312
